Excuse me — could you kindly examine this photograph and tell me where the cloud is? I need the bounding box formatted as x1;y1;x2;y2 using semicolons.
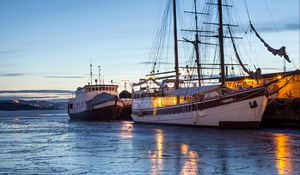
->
254;22;299;32
0;64;18;67
0;73;24;77
139;61;173;65
45;75;84;79
0;50;18;54
0;90;73;94
0;89;72;102
0;95;61;100
0;95;68;102
58;6;73;12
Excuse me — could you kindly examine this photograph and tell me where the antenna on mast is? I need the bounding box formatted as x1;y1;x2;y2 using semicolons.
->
90;64;93;86
98;66;101;84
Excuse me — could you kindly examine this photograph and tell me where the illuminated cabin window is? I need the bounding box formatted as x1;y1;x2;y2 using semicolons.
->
152;96;186;108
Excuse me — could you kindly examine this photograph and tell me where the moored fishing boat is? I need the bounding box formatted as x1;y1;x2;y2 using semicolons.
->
68;84;124;120
68;65;124;120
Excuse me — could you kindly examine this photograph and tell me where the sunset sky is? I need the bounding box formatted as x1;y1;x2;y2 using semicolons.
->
0;0;299;100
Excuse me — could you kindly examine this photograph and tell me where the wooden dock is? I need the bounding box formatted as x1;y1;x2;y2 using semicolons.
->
262;98;300;128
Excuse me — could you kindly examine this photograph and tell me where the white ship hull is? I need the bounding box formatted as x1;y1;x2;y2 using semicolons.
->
132;88;268;128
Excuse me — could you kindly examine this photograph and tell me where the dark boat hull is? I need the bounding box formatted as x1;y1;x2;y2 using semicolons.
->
68;104;122;121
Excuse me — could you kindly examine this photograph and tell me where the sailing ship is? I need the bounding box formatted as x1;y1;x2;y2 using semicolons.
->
131;0;297;128
68;65;124;120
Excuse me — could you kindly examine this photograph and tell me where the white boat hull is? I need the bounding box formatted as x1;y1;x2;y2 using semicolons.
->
132;92;268;128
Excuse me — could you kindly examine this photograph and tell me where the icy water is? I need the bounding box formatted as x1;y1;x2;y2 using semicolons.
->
0;110;299;175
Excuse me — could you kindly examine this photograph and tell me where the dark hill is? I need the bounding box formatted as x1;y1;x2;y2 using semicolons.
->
0;100;66;111
0;102;40;111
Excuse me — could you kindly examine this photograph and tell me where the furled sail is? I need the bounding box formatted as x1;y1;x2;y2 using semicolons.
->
250;23;291;63
228;27;262;79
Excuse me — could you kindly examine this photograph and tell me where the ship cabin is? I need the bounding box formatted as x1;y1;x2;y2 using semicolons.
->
78;85;118;94
75;84;118;98
68;84;118;111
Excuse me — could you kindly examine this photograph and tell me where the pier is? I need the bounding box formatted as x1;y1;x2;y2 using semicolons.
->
263;98;300;128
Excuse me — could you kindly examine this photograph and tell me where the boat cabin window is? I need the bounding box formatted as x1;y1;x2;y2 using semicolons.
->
68;104;73;109
92;87;95;91
96;87;98;91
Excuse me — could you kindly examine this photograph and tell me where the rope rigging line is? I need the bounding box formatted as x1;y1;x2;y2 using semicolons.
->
250;23;291;63
146;0;172;75
263;0;283;44
228;26;262;79
243;0;251;23
267;74;296;97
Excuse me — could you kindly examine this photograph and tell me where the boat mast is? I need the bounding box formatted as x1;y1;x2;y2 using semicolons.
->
218;0;226;87
90;64;93;86
173;0;180;89
193;0;201;86
98;66;101;84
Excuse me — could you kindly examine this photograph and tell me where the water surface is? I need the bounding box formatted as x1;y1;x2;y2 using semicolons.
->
0;110;299;174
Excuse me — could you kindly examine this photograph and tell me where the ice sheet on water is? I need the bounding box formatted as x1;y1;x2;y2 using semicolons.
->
0;110;299;174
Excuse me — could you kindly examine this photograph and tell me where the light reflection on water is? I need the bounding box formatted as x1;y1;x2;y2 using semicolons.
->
119;121;134;139
148;129;164;175
180;144;199;175
273;134;293;175
0;110;299;174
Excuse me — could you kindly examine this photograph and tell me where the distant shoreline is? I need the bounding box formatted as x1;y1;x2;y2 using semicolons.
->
0;100;67;111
